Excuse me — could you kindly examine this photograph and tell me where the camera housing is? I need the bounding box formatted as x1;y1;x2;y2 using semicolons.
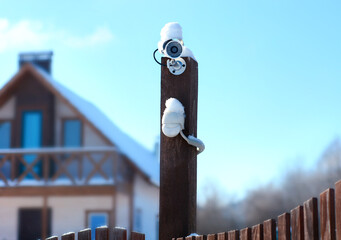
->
162;39;183;59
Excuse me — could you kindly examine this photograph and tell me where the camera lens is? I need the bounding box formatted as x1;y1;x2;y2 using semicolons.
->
171;46;178;54
165;40;182;58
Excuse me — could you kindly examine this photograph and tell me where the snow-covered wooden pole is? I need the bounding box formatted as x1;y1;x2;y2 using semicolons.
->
159;22;199;240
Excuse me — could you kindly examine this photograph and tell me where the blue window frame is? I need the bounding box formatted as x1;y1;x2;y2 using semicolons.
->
63;119;82;147
0;121;11;148
88;212;108;240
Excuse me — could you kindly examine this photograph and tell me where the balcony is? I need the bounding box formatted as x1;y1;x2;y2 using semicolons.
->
0;147;120;187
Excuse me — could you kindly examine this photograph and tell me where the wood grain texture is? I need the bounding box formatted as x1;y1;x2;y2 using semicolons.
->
112;227;127;240
291;206;304;240
160;57;198;240
335;181;341;240
240;228;251;240
228;230;239;240
217;232;227;240
263;219;276;240
252;224;263;240
95;227;108;240
78;229;91;240
131;232;145;240
278;213;290;240
61;232;75;240
303;198;318;240
207;234;217;240
320;188;336;240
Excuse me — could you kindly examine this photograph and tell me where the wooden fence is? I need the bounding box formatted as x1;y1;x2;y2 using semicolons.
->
46;227;145;240
46;180;341;240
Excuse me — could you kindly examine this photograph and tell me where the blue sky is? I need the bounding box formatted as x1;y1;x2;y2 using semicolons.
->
0;1;340;201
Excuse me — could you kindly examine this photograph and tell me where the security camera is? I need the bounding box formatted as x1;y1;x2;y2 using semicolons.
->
162;39;183;59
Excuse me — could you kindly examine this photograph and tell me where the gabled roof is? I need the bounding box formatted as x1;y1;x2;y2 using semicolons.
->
0;64;159;186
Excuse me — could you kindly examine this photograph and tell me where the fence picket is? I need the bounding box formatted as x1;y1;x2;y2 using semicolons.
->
263;219;276;240
131;232;145;240
228;230;239;240
320;188;336;240
61;232;75;240
240;228;251;240
113;227;127;240
78;229;91;240
335;181;341;240
207;233;217;240
252;224;263;240
217;232;227;240
46;236;58;240
195;235;207;240
291;206;304;240
303;198;318;240
278;213;290;240
95;226;109;240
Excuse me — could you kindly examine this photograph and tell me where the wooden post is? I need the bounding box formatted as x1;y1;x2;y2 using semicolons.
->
160;57;198;240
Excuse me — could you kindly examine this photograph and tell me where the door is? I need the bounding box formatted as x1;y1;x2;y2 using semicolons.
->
20;111;43;177
18;208;51;240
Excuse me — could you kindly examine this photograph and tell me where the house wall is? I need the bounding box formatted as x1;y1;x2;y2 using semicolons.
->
0;197;44;240
48;196;113;237
0;96;16;119
115;192;131;232
133;174;159;240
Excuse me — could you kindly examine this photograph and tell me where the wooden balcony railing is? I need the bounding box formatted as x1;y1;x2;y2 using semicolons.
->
0;147;120;187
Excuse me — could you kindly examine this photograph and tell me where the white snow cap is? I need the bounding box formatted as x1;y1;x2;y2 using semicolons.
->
162;98;185;138
181;46;196;61
165;98;185;113
160;22;183;41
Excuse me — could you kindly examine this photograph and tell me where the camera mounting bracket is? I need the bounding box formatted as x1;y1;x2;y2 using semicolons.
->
167;58;186;75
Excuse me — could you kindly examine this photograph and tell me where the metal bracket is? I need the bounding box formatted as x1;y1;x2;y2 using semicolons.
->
167;58;186;75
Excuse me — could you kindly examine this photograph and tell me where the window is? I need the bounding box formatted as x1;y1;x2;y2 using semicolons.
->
134;208;142;232
0;121;11;148
87;211;109;240
63;119;82;147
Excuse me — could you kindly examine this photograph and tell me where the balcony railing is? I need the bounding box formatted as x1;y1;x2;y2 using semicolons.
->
0;147;120;187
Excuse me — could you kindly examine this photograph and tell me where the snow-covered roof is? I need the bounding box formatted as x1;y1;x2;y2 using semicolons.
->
8;64;160;186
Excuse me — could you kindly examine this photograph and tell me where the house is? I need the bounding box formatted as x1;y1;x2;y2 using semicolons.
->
0;52;160;240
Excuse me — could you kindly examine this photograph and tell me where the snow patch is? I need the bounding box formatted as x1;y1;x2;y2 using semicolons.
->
165;98;184;113
181;46;196;61
160;22;182;41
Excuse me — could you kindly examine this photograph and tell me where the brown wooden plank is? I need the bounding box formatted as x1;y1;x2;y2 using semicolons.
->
61;232;75;240
252;224;263;240
78;228;91;240
160;57;198;240
46;236;58;240
303;198;318;240
95;226;108;240
263;219;276;240
228;230;239;240
131;232;145;240
240;228;251;240
207;234;217;240
176;238;184;240
335;181;341;240
112;227;127;240
278;213;290;240
291;206;304;240
320;188;336;240
217;232;227;240
195;235;207;240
